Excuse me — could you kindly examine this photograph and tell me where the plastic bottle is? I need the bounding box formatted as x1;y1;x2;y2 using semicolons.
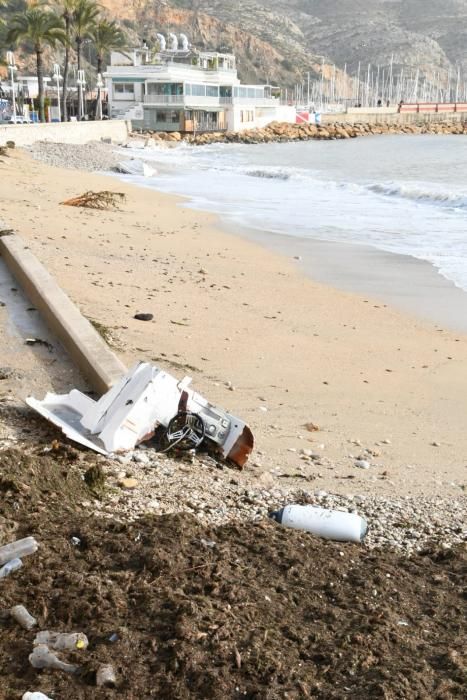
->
23;692;53;700
96;663;117;687
0;558;23;578
0;537;39;566
269;504;368;543
34;631;89;651
10;605;37;630
29;644;78;674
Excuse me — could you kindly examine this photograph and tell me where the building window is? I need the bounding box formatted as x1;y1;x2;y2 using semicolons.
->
206;85;219;97
147;83;183;96
156;110;180;124
189;84;206;96
113;83;135;98
220;86;232;97
240;110;254;123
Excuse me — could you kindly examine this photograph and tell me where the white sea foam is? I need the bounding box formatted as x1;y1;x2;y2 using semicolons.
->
118;136;467;291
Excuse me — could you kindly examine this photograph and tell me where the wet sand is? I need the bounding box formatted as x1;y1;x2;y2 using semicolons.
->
1;149;467;497
228;224;467;333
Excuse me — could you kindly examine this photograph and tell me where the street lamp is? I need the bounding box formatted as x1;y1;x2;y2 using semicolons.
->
52;63;61;122
6;51;17;122
77;69;85;120
95;73;104;120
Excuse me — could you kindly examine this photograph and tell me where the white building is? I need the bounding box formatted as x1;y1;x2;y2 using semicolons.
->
104;39;295;132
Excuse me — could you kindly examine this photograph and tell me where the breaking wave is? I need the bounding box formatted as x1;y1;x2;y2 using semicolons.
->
116;137;467;293
364;182;467;209
246;168;291;180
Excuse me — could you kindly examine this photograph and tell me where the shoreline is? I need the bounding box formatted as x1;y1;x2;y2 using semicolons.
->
108;137;467;334
225;222;467;334
1;147;467;499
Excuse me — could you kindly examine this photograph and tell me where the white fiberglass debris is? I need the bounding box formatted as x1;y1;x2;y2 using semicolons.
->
26;362;253;467
117;160;156;177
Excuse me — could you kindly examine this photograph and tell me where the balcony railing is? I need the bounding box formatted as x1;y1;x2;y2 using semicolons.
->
106;63;236;75
143;95;280;107
144;94;185;105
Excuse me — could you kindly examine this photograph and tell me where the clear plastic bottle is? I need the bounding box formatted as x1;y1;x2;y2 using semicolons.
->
0;537;39;566
34;631;89;651
10;605;37;630
0;558;23;578
96;663;117;687
29;644;78;674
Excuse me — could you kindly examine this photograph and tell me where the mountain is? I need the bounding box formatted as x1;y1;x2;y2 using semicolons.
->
103;0;467;87
3;0;467;90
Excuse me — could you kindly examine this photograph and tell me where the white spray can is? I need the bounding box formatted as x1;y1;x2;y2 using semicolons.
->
269;504;367;543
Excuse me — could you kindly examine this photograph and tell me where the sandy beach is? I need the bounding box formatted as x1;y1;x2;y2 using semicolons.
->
1;147;467;497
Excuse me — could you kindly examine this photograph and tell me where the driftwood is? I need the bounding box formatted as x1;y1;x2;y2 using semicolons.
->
61;191;126;210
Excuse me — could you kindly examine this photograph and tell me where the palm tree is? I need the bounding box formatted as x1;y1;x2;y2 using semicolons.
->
91;18;125;77
7;6;65;123
58;0;78;122
72;0;100;119
91;18;125;118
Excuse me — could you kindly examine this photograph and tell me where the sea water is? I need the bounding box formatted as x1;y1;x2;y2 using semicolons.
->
120;134;467;292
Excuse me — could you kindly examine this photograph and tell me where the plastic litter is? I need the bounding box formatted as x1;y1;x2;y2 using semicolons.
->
0;536;39;566
269;504;368;543
23;692;53;700
10;605;37;630
29;644;79;674
0;558;23;578
96;663;117;687
34;631;89;651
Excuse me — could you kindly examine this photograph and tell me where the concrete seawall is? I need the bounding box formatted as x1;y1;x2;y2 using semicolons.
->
321;110;467;126
0;119;131;147
0;230;126;394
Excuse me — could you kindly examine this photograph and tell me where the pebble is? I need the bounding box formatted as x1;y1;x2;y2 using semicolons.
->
355;460;370;469
114;455;131;465
118;478;138;490
134;313;153;322
133;452;151;464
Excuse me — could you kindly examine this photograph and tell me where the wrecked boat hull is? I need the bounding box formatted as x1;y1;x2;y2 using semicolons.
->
26;362;253;467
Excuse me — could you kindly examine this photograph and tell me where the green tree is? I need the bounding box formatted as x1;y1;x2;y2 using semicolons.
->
7;6;65;122
72;0;100;119
91;18;125;76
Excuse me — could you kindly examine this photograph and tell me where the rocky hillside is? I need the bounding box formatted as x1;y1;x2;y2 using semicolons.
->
103;0;467;87
3;0;467;89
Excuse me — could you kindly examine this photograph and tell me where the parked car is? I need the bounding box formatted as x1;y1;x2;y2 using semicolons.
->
7;115;31;124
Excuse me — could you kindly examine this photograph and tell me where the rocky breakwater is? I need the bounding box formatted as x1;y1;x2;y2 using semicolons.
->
138;118;467;147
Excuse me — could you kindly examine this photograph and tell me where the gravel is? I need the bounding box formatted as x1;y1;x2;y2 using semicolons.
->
81;445;467;555
0;400;465;556
28;140;122;172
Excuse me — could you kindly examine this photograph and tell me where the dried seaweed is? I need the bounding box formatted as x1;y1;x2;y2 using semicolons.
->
61;191;126;210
